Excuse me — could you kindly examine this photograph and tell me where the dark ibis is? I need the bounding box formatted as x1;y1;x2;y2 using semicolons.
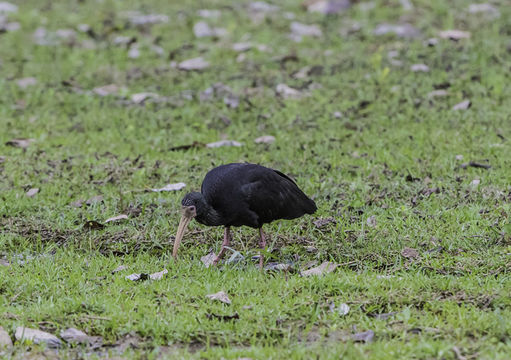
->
173;163;317;268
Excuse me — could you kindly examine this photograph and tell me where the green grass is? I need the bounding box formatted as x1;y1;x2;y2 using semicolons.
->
1;0;511;358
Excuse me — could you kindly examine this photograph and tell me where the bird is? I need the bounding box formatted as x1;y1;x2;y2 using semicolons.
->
173;163;317;268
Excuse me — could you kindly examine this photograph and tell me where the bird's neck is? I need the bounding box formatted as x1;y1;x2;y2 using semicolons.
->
197;202;223;226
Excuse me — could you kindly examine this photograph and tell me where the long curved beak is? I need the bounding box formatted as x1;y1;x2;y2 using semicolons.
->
172;206;196;259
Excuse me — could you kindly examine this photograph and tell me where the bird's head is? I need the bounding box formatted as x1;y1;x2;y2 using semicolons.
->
172;192;202;259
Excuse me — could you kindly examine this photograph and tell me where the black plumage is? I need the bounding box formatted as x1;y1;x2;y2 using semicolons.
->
173;163;316;268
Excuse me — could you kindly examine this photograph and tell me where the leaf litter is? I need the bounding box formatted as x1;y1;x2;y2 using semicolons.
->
15;327;62;348
60;328;102;348
151;183;186;192
125;269;168;281
206;291;231;304
301;261;338;276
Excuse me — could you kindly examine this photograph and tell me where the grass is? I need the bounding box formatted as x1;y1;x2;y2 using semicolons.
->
1;0;511;358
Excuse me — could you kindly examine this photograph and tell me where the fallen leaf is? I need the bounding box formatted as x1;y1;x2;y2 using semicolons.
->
224;94;240;109
329;302;350;316
131;92;159;104
126;12;169;26
276;83;304;99
111;265;127;274
26;188;39;197
290;22;322;40
313;217;336;228
206;140;243;148
84;220;105;230
0;326;12;348
5;138;35;148
249;1;279;13
193;21;226;38
452;100;471;110
368;311;398;320
455;155;464;161
0;1;17;13
254;135;275;144
206;291;231;304
428;89;448;98
304;0;352;14
232;42;253;52
149;269;168;280
16;77;37;89
471;179;481;187
151;183;186;192
366;215;377;228
410;64;429;72
201;252;217;268
301;261;338;277
205;312;239;321
0;259;9;267
93;84;122;97
105;214;129;223
352;330;374;343
85;195;103;205
178;57;210;71
197;9;221;19
15;327;61;348
55;28;76;42
452;346;468;360
60;328;102;348
265;263;292;271
401;247;419;259
128;44;141;59
439;30;471;40
373;23;420;38
126;269;168;281
468;3;499;18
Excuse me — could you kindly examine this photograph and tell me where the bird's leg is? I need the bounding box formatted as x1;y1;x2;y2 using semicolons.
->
213;227;231;265
258;228;266;270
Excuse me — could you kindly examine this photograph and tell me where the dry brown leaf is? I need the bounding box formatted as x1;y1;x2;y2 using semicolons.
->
60;328;102;348
254;135;275;144
290;22;322;41
428;89;449;98
0;2;17;13
410;64;429;72
452;100;471;110
26;188;39;197
151;183;186;192
439;30;471;40
5;138;34;148
206;291;231;304
111;265;127;274
401;247;419;259
201;252;217;268
366;215;377;227
313;217;336;228
352;330;375;343
93;84;122;97
301;261;338;277
16;77;37;89
373;23;420;38
0;326;12;348
15;327;61;348
304;0;352;14
105;214;129;223
85;195;103;205
178;57;210;71
206;140;243;148
276;83;304;99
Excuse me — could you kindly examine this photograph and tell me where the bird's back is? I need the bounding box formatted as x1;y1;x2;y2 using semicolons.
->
201;163;316;228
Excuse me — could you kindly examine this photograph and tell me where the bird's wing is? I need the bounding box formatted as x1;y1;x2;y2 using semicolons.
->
241;169;316;224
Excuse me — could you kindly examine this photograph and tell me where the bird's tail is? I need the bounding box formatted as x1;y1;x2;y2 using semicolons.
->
304;197;317;214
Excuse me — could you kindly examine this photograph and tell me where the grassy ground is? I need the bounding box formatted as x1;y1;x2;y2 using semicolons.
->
1;0;511;358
